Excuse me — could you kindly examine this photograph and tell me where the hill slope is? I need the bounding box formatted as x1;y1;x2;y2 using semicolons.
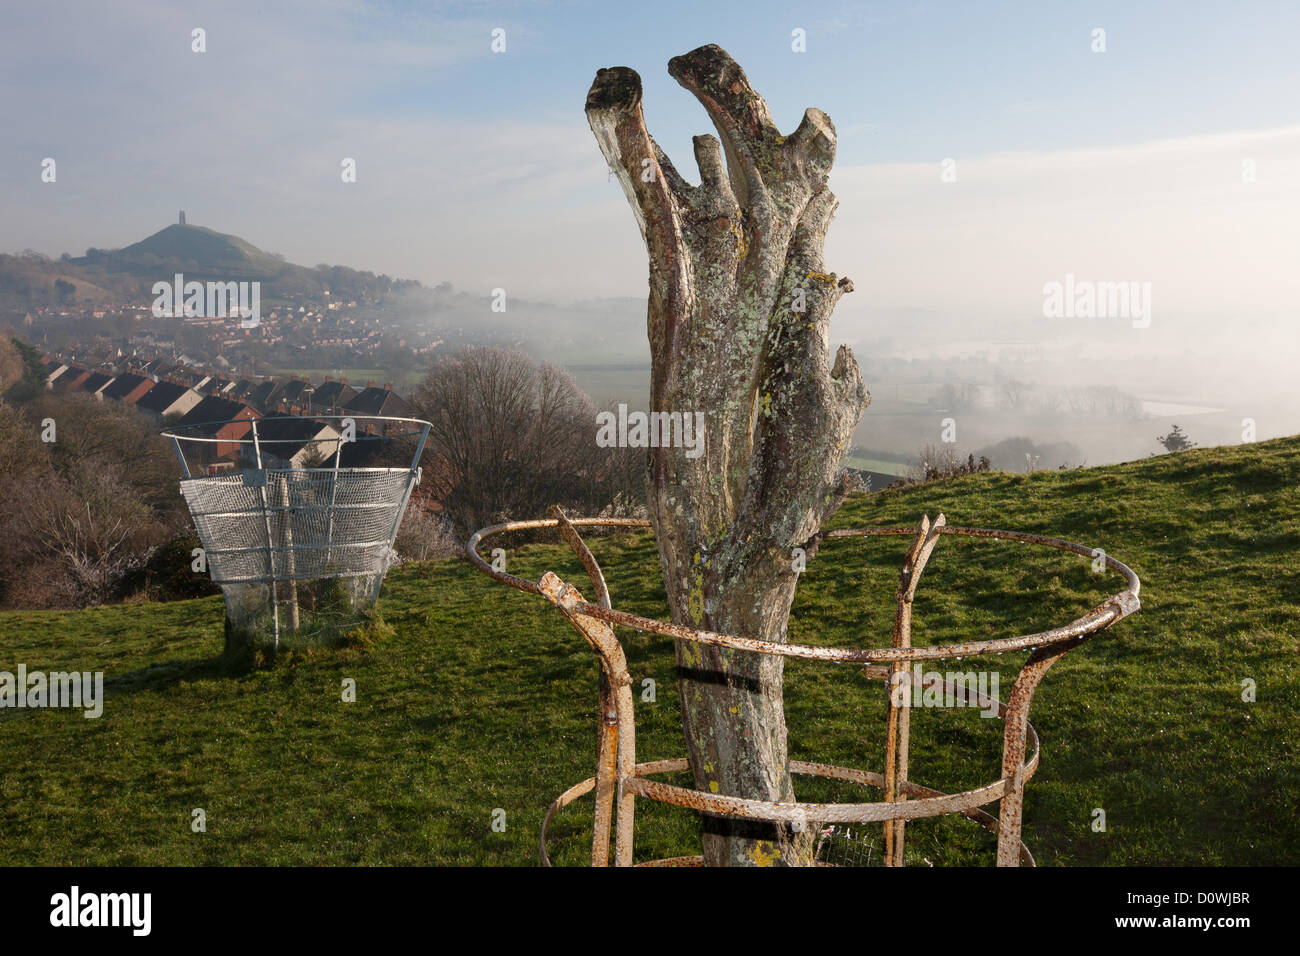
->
1;438;1296;865
0;220;425;310
111;222;285;278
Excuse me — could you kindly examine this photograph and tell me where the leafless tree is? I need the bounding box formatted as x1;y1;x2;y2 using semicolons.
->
0;393;181;607
411;347;632;537
999;377;1028;410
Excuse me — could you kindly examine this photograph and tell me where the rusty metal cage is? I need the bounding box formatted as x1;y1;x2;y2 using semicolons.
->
468;510;1140;867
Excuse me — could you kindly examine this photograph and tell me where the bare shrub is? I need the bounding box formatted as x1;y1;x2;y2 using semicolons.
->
907;443;991;483
0;393;184;608
394;497;461;562
410;347;643;536
15;472;156;603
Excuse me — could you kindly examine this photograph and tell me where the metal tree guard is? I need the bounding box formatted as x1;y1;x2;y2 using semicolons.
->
164;414;430;647
468;509;1141;867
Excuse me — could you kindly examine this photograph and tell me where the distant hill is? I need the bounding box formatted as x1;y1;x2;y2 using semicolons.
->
73;219;421;302
2;219;652;364
102;222;285;278
0;218;424;310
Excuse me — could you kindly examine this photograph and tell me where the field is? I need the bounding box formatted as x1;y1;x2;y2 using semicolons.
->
271;368;396;386
2;438;1297;865
844;454;911;477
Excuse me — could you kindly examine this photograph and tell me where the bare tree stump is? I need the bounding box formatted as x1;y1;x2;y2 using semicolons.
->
586;44;869;866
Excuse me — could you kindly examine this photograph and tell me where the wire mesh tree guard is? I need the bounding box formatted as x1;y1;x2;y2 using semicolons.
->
164;415;429;649
468;509;1141;867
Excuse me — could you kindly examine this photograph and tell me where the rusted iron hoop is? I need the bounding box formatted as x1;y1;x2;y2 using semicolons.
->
536;667;1041;866
468;515;1139;867
466;518;1140;662
539;758;1035;867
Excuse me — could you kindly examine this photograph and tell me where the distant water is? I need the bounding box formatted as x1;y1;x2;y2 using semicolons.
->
1141;400;1224;416
566;364;651;407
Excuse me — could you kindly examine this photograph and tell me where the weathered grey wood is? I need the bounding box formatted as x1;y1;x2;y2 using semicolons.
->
586;44;868;866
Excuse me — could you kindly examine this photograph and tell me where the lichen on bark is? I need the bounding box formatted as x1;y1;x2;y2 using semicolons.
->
586;44;869;866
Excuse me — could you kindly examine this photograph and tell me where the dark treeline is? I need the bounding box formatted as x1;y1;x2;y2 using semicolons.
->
0;338;207;608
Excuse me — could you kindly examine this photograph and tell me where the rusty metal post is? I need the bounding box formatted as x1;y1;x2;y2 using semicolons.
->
278;474;300;631
884;514;944;866
591;677;618;865
996;640;1075;866
539;571;639;867
551;508;618;866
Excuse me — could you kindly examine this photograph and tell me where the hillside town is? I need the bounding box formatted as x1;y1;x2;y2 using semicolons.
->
8;294;445;381
39;347;415;475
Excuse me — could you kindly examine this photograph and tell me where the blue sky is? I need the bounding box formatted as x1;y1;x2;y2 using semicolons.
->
2;0;1297;331
413;0;1300;163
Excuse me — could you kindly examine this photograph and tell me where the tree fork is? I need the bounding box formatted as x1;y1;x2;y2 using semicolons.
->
586;44;868;866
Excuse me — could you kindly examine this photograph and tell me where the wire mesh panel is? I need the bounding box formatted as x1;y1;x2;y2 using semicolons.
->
164;415;429;648
181;469;413;584
814;826;879;867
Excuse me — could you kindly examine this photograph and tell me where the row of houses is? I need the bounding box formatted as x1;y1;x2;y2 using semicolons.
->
45;361;411;418
42;354;417;476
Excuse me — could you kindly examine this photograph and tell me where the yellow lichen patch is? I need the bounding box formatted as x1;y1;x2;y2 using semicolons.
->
687;571;705;625
731;220;748;258
709;780;720;793
805;270;836;284
680;640;702;668
746;841;781;867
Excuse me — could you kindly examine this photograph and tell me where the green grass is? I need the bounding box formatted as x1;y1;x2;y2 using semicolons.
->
845;454;910;476
2;438;1298;865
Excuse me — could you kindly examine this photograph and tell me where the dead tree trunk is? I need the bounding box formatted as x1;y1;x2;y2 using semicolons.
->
586;44;869;866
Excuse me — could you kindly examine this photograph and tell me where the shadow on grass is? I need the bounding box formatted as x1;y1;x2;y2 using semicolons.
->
0;652;250;725
101;654;244;699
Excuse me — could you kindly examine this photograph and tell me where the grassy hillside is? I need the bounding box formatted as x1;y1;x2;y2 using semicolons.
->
115;223;284;277
6;220;421;308
2;438;1297;866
